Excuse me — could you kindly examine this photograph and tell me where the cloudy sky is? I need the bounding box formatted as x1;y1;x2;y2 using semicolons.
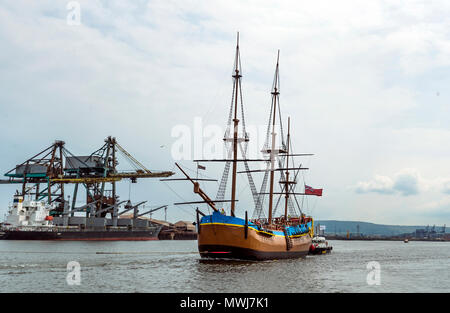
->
0;0;449;226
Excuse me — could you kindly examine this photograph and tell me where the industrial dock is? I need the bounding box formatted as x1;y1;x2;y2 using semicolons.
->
0;136;177;241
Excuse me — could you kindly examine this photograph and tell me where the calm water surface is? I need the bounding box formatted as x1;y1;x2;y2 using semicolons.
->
0;240;448;293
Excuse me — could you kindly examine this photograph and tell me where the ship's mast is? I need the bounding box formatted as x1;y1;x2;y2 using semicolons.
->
284;117;290;219
268;51;280;224
230;33;241;217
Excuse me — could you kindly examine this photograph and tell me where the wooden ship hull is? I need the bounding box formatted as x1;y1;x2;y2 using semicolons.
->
197;212;312;260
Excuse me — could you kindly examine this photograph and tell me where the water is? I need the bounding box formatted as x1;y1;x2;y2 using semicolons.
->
0;240;448;293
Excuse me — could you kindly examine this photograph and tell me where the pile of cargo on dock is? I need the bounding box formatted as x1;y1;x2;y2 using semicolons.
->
157;220;197;240
119;215;198;240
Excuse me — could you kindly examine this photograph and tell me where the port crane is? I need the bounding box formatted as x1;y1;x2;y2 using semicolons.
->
1;136;174;218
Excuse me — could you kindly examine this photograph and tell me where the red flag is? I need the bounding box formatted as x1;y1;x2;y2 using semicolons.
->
305;185;323;196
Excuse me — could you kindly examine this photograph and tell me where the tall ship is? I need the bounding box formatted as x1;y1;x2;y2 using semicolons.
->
173;34;322;260
0;136;174;240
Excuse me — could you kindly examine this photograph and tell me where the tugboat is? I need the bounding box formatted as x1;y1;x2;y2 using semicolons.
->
173;34;323;260
309;236;333;255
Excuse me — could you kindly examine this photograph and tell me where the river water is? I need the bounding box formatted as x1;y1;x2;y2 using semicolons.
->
0;240;448;293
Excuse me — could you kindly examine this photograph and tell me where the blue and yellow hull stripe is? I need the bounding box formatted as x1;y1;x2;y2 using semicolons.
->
200;211;312;238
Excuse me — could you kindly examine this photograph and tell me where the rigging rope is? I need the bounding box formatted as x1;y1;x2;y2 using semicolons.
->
161;181;196;218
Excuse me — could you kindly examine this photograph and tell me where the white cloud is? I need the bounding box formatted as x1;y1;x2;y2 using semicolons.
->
0;0;450;225
355;168;420;196
392;168;420;196
355;175;396;195
443;181;450;194
355;168;450;197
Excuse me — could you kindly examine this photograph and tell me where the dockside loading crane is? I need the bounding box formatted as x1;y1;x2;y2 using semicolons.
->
0;136;174;221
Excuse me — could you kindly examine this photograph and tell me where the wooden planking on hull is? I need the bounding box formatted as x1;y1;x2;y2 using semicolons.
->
199;244;309;260
197;223;311;260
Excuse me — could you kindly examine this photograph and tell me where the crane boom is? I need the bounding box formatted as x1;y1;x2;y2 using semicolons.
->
115;142;151;173
137;205;167;217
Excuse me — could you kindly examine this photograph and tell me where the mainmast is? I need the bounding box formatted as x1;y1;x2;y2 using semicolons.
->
230;33;241;217
268;50;280;224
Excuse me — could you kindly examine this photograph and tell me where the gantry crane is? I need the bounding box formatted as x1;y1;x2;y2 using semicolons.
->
1;136;174;218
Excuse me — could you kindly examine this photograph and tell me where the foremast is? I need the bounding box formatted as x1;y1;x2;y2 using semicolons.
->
214;32;260;217
267;51;281;225
230;33;241;218
172;33;259;217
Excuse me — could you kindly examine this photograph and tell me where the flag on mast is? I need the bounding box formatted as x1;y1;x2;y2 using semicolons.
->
305;184;323;196
197;164;206;170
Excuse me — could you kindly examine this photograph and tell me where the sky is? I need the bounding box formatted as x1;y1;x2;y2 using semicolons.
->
0;0;449;226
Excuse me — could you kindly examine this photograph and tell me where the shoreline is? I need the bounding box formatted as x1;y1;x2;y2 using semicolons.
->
325;235;449;242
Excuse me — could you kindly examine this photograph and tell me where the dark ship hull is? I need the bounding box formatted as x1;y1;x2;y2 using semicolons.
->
309;246;332;255
0;226;162;241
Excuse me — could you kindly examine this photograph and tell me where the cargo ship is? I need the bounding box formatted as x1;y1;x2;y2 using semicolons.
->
0;137;174;241
0;194;162;240
172;34;322;260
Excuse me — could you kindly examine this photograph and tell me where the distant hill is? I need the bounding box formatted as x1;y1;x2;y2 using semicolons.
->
315;220;448;236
